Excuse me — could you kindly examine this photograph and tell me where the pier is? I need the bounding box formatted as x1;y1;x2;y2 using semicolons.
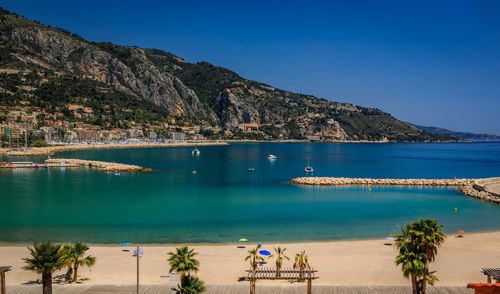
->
291;177;500;204
44;158;151;172
0;159;150;172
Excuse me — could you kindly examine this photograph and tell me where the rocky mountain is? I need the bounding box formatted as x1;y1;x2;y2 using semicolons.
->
0;8;453;141
413;125;500;141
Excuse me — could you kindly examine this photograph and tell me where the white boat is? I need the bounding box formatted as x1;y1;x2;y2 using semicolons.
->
267;154;277;160
248;167;255;172
304;158;313;173
192;149;200;155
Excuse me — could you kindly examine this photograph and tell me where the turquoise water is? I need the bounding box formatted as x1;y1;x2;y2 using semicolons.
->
1;142;499;244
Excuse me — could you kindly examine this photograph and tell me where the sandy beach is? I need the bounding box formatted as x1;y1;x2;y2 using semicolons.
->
1;231;499;287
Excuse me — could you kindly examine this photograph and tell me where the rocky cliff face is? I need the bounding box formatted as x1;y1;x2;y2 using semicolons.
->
2;17;216;120
0;9;453;141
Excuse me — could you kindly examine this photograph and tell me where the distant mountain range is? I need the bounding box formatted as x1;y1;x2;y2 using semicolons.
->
413;125;500;141
0;7;454;142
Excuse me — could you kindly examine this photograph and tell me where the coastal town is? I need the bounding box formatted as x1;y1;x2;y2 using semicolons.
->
0;105;268;147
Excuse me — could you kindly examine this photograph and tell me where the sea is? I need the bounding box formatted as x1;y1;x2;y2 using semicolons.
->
0;142;499;244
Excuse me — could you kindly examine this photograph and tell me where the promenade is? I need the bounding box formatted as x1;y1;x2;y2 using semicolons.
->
0;142;228;156
5;285;473;294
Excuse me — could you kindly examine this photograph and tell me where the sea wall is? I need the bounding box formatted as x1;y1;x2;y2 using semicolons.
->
44;158;150;172
291;177;500;205
291;177;473;186
461;184;500;204
1;141;228;156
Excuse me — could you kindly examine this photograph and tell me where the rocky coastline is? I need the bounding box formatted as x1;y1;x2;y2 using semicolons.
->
291;177;500;204
0;141;228;156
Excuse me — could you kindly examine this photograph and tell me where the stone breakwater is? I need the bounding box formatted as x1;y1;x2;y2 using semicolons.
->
291;177;474;186
1;142;228;156
291;177;500;205
44;158;151;172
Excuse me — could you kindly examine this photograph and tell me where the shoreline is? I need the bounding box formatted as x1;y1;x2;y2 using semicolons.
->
2;231;499;286
2;230;500;247
0;141;229;157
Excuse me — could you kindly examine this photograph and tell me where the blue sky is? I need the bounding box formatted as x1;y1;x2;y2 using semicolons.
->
2;0;500;135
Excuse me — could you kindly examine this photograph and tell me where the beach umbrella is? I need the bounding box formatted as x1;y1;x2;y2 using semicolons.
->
259;250;271;256
133;248;144;257
239;238;248;242
121;242;131;247
386;237;395;241
457;230;464;233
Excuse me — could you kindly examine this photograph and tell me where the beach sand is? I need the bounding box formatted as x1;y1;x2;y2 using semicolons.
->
1;231;499;287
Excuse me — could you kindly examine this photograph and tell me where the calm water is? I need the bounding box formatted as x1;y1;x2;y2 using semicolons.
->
1;142;499;244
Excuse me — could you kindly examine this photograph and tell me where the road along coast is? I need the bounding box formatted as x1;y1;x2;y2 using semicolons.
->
291;177;500;204
0;141;229;156
43;158;151;172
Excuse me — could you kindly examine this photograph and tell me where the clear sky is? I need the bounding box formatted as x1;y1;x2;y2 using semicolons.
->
2;0;500;135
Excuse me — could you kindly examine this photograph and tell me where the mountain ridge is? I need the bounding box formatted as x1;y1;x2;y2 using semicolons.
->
0;8;453;142
413;124;500;142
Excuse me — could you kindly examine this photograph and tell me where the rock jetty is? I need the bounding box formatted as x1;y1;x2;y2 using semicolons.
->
1;142;228;156
44;158;150;172
291;177;474;186
291;177;500;205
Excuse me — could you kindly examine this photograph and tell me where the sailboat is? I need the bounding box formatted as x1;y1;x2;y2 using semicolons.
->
304;158;314;173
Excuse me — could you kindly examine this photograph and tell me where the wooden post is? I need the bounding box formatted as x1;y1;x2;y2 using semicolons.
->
250;278;256;294
487;274;491;283
1;271;5;294
137;246;140;294
307;278;312;294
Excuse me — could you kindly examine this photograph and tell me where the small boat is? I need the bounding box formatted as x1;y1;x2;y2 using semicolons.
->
304;158;313;173
248;168;255;172
192;149;200;155
267;154;277;160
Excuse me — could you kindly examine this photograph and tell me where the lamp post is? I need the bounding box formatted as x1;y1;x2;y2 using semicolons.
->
136;245;140;294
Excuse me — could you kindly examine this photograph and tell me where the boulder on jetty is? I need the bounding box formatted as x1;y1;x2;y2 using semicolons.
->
291;177;500;205
44;158;151;172
290;177;474;186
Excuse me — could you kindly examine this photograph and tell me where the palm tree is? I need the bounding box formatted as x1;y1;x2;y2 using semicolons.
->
62;241;96;282
270;247;289;277
167;247;200;279
172;276;206;294
23;241;66;294
245;247;264;270
293;250;310;281
392;218;445;294
411;218;445;294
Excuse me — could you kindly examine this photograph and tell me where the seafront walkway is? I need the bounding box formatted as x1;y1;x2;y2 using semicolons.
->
0;142;228;156
6;285;473;294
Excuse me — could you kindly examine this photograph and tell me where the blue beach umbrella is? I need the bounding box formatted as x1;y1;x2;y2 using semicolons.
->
259;250;271;256
121;242;131;247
